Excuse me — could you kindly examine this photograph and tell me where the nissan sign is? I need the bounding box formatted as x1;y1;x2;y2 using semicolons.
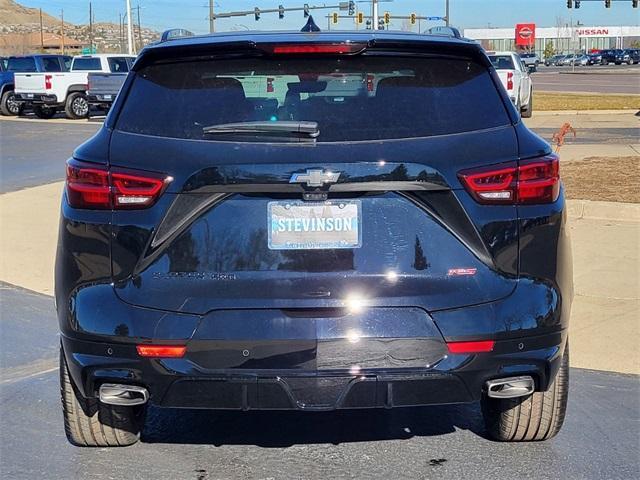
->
515;23;536;46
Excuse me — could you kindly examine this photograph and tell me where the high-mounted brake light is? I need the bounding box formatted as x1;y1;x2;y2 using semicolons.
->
458;154;560;205
447;340;495;354
136;345;186;358
506;71;514;90
366;74;374;92
45;74;52;90
267;43;365;55
66;160;171;210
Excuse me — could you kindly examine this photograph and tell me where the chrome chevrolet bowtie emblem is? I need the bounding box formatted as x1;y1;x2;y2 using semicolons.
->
289;169;341;187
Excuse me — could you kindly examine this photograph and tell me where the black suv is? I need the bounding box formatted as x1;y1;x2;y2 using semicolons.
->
56;28;572;447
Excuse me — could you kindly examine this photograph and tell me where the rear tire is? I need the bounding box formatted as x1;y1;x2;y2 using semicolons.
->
65;92;90;119
0;90;23;116
33;105;56;119
521;89;533;118
60;348;143;447
482;343;569;442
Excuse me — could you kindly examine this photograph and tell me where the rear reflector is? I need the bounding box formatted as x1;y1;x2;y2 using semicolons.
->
268;43;365;54
458;154;560;205
66;159;171;210
447;340;495;354
136;345;186;358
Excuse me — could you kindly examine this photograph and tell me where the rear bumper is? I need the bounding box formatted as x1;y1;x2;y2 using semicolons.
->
15;93;58;104
87;94;115;105
59;277;569;410
62;330;566;410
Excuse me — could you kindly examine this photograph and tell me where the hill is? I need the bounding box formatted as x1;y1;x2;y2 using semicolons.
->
0;0;66;27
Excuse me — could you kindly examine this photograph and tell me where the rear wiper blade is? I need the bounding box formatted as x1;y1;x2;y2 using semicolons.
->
203;121;319;138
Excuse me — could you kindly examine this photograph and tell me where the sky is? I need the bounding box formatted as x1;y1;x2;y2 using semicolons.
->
19;0;640;34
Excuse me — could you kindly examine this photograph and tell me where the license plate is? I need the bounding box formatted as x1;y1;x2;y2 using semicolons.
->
27;94;34;98
268;200;361;250
103;95;113;100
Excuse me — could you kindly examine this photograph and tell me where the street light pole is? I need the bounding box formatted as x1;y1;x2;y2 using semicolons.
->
445;0;450;26
126;0;134;55
209;0;215;33
372;0;378;29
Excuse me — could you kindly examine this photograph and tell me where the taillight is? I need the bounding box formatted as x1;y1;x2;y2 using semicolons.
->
458;154;560;205
44;74;52;89
506;71;514;90
66;160;171;210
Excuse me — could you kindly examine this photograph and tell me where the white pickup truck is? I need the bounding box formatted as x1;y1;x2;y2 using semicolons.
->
486;51;533;118
14;54;135;119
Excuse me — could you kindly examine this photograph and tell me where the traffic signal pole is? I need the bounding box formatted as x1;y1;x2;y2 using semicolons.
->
372;0;379;28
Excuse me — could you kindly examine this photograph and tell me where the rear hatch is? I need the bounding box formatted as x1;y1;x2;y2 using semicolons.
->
106;39;520;315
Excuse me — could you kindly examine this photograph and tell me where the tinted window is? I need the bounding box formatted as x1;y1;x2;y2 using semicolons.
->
117;56;509;142
72;57;102;71
7;57;36;72
108;57;131;73
488;55;515;70
41;57;62;72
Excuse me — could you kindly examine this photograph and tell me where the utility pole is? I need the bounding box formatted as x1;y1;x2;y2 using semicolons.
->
445;0;450;26
209;0;215;33
372;0;379;29
89;2;93;53
119;13;123;54
136;4;142;50
61;9;65;55
39;8;44;52
126;0;134;55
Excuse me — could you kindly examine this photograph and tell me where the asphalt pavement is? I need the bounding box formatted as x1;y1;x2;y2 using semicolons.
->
531;67;640;95
0;282;638;480
0;119;100;193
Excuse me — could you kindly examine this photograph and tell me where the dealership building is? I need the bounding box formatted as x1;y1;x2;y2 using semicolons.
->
463;25;640;56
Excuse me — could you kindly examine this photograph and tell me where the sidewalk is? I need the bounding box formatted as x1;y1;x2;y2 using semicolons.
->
0;181;638;374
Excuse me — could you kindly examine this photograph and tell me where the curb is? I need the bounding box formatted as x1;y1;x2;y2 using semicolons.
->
567;199;640;222
558;70;640;75
532;109;640;116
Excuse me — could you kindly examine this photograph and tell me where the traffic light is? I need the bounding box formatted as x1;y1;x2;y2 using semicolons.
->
303;3;310;18
278;5;284;19
410;13;417;25
348;1;355;16
566;0;572;8
254;7;260;21
633;0;638;8
332;12;339;24
357;12;364;24
575;0;581;8
604;0;611;7
384;11;390;24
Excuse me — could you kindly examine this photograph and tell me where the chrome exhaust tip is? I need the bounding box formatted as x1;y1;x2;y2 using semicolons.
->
486;376;535;399
99;384;149;406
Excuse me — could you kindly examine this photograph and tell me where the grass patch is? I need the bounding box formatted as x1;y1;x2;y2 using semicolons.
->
534;92;640;111
562;156;640;203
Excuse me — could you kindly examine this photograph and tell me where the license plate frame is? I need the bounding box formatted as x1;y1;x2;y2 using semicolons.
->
268;200;362;250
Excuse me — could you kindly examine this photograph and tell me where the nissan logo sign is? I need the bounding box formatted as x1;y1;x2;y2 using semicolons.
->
519;26;533;39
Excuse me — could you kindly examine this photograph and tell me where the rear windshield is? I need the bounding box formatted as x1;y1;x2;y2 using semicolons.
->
108;57;131;73
7;57;36;72
41;57;62;72
116;56;510;142
488;55;515;70
72;57;102;71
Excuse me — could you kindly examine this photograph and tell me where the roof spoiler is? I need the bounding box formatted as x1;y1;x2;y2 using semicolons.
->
160;28;195;42
427;26;462;39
